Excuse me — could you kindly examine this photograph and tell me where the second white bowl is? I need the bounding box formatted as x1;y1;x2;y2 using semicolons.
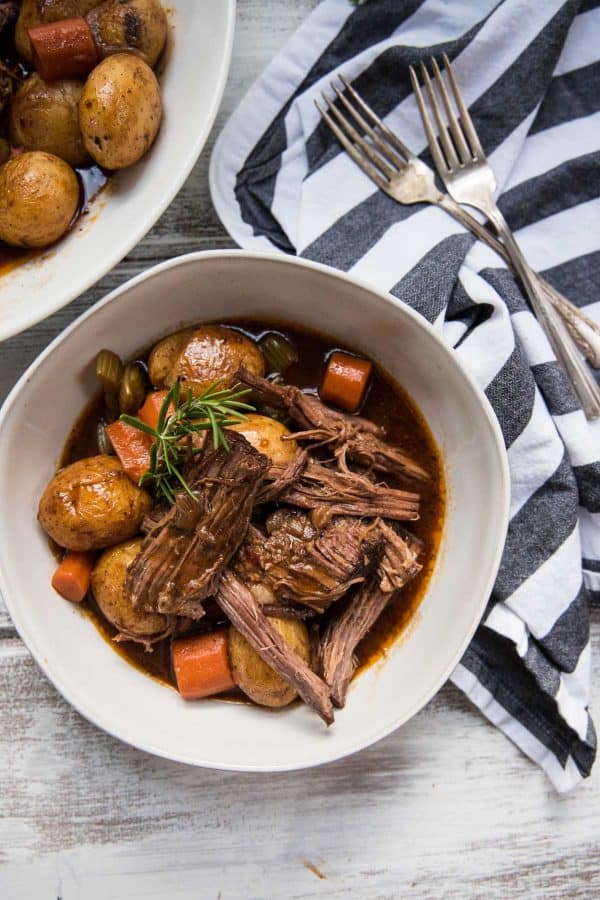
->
0;0;236;341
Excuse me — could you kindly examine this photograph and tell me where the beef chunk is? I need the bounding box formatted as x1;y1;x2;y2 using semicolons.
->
256;449;309;505
260;458;420;522
127;433;269;618
216;570;334;725
236;367;429;482
321;523;422;707
235;509;383;613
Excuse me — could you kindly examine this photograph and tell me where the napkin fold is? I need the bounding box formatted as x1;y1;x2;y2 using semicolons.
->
210;0;600;791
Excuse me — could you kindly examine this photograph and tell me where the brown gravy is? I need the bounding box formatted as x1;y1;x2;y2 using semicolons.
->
61;320;445;692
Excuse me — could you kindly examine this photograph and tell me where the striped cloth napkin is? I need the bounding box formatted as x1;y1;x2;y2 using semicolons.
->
210;0;600;791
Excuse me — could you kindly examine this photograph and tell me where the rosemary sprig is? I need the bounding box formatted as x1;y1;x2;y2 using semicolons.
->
120;379;254;504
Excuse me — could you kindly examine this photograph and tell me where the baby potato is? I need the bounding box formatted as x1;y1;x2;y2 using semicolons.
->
79;53;162;169
87;0;168;67
92;538;170;641
0;151;79;248
147;327;195;388
16;0;103;61
38;455;152;551
10;74;89;167
229;617;310;708
227;414;298;466
148;325;265;394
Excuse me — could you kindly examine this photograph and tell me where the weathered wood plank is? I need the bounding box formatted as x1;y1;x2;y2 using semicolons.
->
0;630;599;898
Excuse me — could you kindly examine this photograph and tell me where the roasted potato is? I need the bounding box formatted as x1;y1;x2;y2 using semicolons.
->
229;617;310;708
148;326;265;394
79;53;162;169
0;151;79;248
38;455;152;551
16;0;103;62
227;414;298;466
86;0;168;67
147;328;194;388
10;74;89;167
91;538;170;642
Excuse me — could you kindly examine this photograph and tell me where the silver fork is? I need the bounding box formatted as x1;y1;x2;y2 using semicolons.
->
409;54;600;420
317;76;600;372
316;77;600;418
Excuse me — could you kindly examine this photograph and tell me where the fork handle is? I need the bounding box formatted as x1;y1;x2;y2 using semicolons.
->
486;207;600;420
437;195;600;368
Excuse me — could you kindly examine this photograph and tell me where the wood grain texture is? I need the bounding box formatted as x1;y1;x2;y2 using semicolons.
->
1;2;599;897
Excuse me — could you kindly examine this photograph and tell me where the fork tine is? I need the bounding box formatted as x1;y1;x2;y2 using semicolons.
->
419;62;460;171
315;101;390;193
320;93;396;180
430;57;471;165
409;65;450;176
331;83;405;171
441;52;484;160
338;74;415;162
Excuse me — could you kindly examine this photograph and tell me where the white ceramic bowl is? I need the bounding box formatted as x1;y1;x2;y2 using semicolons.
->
0;251;510;771
0;1;236;341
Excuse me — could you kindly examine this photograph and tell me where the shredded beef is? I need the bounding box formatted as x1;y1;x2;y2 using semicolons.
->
0;5;20;114
256;449;309;504
236;367;429;482
321;523;422;706
260;458;420;522
216;570;334;725
126;433;269;618
234;509;383;613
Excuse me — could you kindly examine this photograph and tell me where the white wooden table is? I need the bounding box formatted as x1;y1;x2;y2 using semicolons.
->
1;4;599;897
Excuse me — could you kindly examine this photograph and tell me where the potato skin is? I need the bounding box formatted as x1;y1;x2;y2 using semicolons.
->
229;617;310;708
10;75;89;167
91;538;169;639
147;328;194;388
38;455;152;551
86;0;168;67
148;326;265;394
227;414;298;466
79;53;162;169
0;152;79;248
16;0;103;62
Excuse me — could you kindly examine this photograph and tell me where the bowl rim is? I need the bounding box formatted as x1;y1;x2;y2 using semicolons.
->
0;0;237;342
0;249;511;771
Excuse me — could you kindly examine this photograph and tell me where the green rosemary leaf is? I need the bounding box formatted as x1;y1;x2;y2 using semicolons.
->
119;415;158;437
120;378;255;503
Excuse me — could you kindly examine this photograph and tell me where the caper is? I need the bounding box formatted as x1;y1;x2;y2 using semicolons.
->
119;362;148;414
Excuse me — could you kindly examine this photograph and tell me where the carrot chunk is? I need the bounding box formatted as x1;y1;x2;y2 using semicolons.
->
319;351;373;413
29;18;97;81
136;390;171;432
172;630;236;700
105;419;152;483
51;551;94;602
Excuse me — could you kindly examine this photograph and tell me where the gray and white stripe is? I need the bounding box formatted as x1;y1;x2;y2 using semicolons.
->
210;0;600;791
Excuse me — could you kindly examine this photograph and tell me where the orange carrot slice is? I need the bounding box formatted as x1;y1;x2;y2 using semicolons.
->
136;390;171;432
105;419;152;483
29;18;98;81
51;550;94;602
319;351;373;413
172;630;236;700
